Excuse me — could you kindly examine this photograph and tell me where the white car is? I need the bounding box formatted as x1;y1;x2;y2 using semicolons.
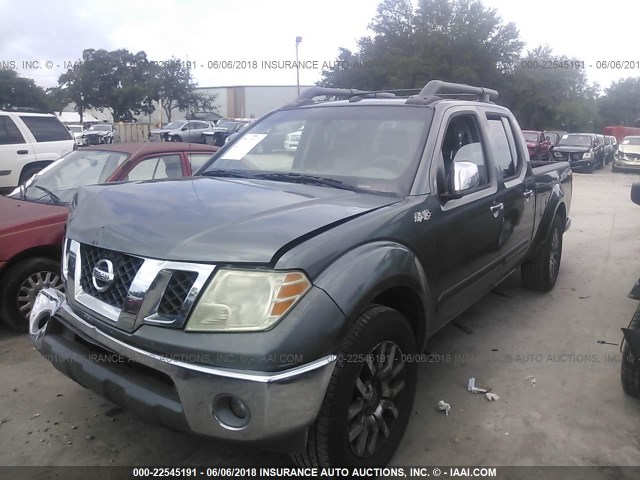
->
284;128;303;152
67;124;84;146
0;111;75;192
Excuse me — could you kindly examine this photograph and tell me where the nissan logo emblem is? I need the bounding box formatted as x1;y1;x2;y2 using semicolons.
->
92;259;115;292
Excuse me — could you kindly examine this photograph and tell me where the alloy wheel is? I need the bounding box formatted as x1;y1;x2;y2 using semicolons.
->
347;340;406;458
17;271;64;319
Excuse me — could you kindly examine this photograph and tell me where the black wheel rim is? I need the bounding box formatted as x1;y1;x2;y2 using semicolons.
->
17;271;64;319
347;341;405;458
549;227;561;280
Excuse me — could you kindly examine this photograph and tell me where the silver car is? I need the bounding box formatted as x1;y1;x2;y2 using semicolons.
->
149;120;213;143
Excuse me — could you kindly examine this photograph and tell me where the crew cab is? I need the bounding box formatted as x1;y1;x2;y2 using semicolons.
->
0;143;218;331
29;81;572;467
0;110;74;192
522;129;551;161
551;133;604;172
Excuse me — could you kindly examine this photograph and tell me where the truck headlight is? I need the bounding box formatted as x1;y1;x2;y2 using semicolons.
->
553;151;562;158
582;152;592;159
186;270;311;332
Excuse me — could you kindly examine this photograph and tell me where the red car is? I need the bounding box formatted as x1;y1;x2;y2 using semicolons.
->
522;130;552;161
0;142;218;330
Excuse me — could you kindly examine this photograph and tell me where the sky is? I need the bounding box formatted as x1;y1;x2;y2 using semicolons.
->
0;0;638;92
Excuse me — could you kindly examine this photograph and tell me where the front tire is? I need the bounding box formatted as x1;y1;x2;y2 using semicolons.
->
292;305;417;467
521;215;564;292
171;135;182;142
621;305;640;398
0;258;64;331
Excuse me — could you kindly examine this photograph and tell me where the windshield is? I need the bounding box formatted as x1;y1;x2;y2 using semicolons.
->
522;132;539;142
621;137;640;146
89;124;111;131
10;150;129;205
558;135;592;147
68;126;83;133
202;105;432;196
164;122;185;130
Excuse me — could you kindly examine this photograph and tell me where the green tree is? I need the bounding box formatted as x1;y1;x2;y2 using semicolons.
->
320;0;524;91
0;69;51;111
598;77;640;128
57;49;160;122
156;59;215;122
501;46;599;131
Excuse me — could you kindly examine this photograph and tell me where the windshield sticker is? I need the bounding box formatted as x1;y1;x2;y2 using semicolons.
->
221;134;268;160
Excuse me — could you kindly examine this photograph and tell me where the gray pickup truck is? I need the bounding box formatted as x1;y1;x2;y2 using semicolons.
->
29;81;572;467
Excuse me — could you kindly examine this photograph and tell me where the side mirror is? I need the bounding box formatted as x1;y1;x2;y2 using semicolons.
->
631;182;640;206
451;161;480;194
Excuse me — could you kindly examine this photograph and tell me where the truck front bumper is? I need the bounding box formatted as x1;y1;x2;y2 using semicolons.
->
29;288;336;449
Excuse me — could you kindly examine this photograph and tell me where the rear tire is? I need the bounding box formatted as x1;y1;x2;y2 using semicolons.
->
292;305;417;467
621;305;640;399
521;215;564;292
0;258;64;331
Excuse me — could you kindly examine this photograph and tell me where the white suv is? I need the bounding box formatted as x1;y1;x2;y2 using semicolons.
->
0;111;75;192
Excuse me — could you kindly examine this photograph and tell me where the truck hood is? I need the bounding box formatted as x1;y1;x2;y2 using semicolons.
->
0;195;67;240
68;177;400;264
552;146;591;153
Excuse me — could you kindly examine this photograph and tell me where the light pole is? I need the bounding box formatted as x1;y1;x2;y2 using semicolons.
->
295;36;302;96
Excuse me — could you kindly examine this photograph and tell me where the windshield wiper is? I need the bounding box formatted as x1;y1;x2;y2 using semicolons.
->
252;172;368;193
34;185;63;204
201;169;257;179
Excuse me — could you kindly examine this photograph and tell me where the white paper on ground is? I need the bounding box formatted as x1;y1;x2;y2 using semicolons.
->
220;134;268;160
468;377;487;394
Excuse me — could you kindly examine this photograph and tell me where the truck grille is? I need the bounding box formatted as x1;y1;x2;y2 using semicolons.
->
80;245;144;309
158;271;198;317
570;153;583;161
68;240;214;331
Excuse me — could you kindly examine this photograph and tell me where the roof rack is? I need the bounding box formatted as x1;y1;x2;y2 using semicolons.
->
405;80;499;105
283;81;498;109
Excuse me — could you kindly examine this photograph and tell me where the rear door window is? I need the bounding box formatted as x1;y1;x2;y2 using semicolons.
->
126;154;184;181
188;153;214;173
0;116;26;144
20;116;72;142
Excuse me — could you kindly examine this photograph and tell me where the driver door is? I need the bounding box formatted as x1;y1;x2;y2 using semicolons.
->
430;109;504;326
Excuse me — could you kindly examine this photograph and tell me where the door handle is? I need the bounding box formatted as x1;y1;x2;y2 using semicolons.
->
490;202;504;218
523;189;534;200
17;150;28;155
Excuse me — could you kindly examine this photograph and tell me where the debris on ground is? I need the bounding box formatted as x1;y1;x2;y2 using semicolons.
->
30;413;40;419
468;377;490;394
579;296;590;299
485;392;500;401
525;375;536;387
437;400;451;416
597;340;618;346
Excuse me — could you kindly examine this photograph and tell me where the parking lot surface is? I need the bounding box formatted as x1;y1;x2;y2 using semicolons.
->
1;168;639;468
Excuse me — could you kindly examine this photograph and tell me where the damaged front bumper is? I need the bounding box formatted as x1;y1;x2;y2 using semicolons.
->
29;288;336;451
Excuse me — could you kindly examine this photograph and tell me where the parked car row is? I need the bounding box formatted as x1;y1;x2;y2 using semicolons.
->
546;133;617;172
149;119;255;146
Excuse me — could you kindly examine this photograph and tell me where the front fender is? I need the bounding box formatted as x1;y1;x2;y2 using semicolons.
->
313;241;432;346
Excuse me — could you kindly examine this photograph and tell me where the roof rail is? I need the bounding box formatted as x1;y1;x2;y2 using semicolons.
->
406;80;499;105
285;87;404;108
